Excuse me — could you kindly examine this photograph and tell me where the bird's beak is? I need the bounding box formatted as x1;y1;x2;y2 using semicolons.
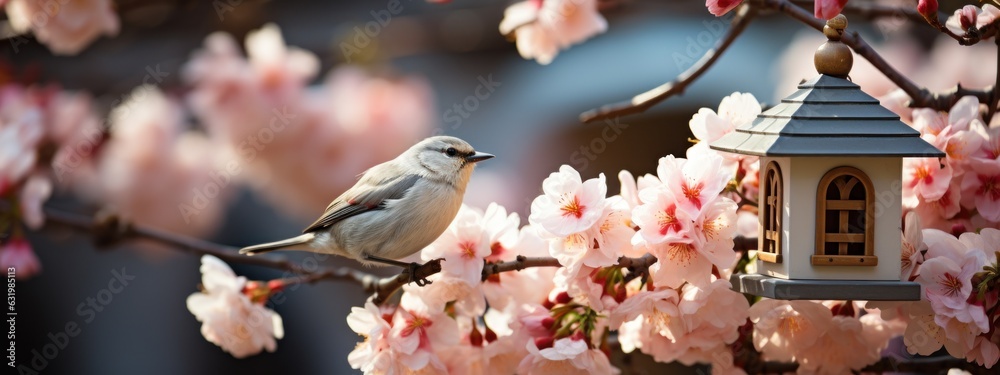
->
465;152;495;163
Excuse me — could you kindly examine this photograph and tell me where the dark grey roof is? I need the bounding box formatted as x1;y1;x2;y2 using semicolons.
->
710;75;945;157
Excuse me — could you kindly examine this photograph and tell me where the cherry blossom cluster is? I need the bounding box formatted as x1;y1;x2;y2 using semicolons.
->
868;213;1000;368
900;96;1000;234
2;0;119;55
0;84;100;279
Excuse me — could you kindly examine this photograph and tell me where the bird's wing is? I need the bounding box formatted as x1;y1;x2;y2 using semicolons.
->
302;172;422;233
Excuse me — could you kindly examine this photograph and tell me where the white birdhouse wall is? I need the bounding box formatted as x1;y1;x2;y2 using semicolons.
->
756;156;902;281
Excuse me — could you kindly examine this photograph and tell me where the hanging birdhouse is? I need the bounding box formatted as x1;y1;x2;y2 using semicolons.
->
710;15;944;301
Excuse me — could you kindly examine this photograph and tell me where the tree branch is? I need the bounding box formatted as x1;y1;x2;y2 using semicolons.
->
39;205;381;287
579;3;757;123
768;0;994;112
581;0;996;122
754;355;994;374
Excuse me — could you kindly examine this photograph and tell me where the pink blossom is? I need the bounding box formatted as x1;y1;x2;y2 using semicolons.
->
517;336;617;375
687;92;761;175
966;331;1000;369
423;205;491;286
391;294;459;372
245;24;319;98
814;0;848;20
689;92;761;144
608;288;680;329
186;255;284;358
960;158;1000;221
529;165;607;237
403;276;486;317
554;196;636;272
915;247;988;333
620;280;747;367
946;5;1000;36
632;186;692;246
0;87;43;194
18;174;51;230
45;91;103;185
901;211;926;280
498;0;607;65
552;266;623;313
692;197;740;270
902;300;948;355
797;315;886;373
482;203;521;262
958;228;1000;263
906;181;961;232
98;86;225;236
0;237;41;280
904;157;953;201
4;0;119;55
648;240;713;289
676;280;749;344
618;170;660;209
977;125;1000;161
706;0;743;17
657;153;731;217
347;301;399;374
749;300;832;362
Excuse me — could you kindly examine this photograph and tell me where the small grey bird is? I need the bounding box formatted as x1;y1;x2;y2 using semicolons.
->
239;136;493;269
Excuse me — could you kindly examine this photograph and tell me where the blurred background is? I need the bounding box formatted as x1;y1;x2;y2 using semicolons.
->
3;0;995;373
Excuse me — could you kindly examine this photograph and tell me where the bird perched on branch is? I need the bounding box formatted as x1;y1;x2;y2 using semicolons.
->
239;136;494;274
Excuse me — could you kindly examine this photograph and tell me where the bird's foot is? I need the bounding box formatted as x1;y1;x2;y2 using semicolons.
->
407;258;444;287
363;255;443;287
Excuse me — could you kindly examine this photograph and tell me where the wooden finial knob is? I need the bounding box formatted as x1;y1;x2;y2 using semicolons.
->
814;14;853;78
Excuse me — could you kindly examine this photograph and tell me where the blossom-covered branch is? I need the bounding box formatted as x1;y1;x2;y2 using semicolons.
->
579;3;757;123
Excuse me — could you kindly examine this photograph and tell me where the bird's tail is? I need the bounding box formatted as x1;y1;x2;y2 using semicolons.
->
239;233;316;256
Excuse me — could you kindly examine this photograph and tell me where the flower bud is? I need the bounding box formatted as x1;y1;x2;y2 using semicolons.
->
541;317;556;330
484;325;498;343
951;222;967;237
534;336;554;350
917;0;939;21
469;326;484;347
959;5;978;30
555;291;572;304
267;279;285;293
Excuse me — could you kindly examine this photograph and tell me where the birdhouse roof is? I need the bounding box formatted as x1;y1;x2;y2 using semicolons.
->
709;75;945;157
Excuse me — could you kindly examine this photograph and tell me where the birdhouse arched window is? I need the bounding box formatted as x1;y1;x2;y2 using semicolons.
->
813;166;877;266
760;161;782;263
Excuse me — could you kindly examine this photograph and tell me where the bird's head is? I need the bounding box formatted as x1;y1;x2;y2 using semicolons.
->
407;136;493;188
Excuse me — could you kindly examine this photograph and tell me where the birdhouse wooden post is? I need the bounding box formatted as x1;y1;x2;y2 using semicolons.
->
710;15;944;301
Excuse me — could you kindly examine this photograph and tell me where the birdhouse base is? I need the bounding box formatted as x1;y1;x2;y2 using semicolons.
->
729;273;920;301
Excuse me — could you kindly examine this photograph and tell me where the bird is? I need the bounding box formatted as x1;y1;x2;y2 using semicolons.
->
238;136;494;272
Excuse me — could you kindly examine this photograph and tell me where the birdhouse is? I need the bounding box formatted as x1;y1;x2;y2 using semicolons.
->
709;15;944;301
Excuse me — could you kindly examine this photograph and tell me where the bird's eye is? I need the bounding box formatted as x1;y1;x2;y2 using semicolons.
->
445;147;458;157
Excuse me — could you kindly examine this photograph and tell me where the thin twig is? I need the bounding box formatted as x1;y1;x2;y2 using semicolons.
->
579;3;757;123
789;0;925;23
582;0;996;122
768;0;994;112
